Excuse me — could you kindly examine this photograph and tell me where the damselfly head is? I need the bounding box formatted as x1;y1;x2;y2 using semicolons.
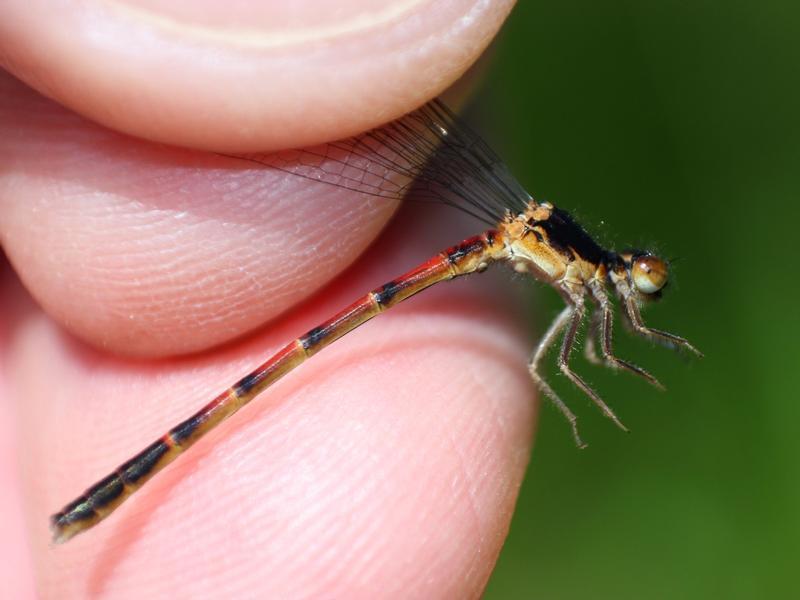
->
626;252;669;297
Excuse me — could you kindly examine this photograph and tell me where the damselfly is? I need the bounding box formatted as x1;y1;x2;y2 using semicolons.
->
51;99;701;543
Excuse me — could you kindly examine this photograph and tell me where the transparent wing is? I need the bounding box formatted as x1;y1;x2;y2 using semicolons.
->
223;99;531;225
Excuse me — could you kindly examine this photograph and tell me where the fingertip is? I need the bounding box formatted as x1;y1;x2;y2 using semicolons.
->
0;0;516;150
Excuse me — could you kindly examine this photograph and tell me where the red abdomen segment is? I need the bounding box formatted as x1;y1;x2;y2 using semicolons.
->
50;231;500;543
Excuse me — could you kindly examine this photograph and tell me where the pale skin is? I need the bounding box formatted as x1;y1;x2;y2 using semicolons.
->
0;1;540;598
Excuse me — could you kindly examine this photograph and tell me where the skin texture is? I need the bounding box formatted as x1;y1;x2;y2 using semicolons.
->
0;1;538;598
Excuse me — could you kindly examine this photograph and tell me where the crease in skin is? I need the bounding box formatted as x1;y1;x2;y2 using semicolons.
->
101;0;429;48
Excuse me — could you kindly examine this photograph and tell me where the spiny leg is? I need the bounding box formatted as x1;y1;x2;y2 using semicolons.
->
529;305;586;448
590;284;664;390
557;293;629;432
623;296;703;357
584;307;604;365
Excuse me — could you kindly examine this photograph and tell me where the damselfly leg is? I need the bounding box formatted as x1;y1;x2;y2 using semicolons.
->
622;296;703;357
528;305;584;448
556;292;629;433
584;307;604;366
588;281;664;389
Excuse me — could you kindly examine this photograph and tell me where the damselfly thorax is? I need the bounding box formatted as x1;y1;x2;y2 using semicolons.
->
50;100;701;543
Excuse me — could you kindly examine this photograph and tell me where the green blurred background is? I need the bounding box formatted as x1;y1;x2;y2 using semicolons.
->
473;2;800;598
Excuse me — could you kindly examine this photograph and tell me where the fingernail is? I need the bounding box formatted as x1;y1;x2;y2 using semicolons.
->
109;0;427;46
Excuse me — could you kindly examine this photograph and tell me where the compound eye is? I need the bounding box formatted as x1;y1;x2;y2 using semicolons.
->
631;254;668;294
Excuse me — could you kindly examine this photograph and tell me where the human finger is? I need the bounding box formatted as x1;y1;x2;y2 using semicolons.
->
0;0;516;151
